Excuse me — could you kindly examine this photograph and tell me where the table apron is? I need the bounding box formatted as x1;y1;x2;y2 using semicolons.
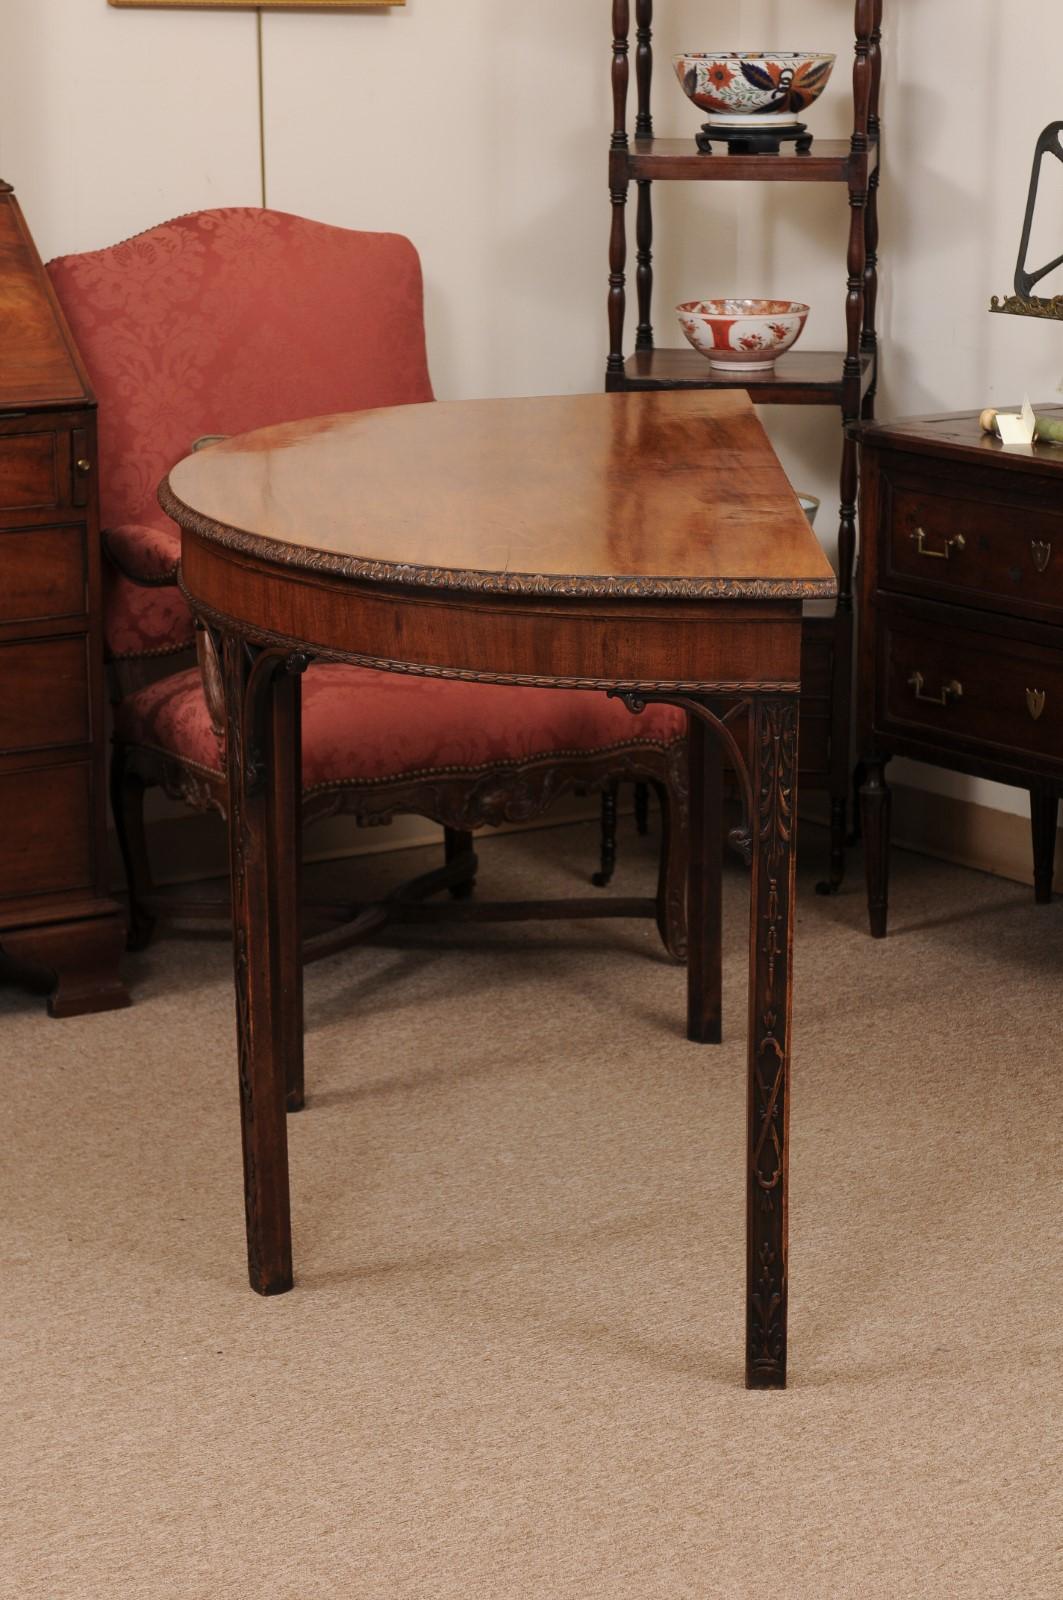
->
181;538;804;691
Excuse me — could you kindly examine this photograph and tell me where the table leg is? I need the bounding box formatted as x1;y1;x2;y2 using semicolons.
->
745;695;798;1390
686;712;723;1044
220;632;305;1296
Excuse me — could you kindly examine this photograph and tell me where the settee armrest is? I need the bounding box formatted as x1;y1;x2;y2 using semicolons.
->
102;521;181;587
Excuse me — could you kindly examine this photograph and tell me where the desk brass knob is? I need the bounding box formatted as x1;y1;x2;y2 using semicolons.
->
908;670;963;707
911;527;965;561
75;457;91;475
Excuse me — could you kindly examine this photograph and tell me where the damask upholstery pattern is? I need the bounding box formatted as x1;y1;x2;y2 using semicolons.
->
47;208;433;660
116;665;685;791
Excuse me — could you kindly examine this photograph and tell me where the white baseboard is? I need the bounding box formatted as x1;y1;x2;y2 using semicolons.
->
803;782;1055;889
113;780;1054;894
108;792;613;890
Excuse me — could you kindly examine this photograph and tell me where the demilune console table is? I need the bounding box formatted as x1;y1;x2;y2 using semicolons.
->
162;388;836;1389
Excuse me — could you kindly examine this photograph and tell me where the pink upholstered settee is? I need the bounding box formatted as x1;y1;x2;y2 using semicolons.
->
47;207;688;965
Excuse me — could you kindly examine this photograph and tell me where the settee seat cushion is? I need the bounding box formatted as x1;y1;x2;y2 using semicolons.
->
116;664;685;791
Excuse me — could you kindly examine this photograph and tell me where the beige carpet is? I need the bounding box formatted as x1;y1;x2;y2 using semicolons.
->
3;820;1062;1600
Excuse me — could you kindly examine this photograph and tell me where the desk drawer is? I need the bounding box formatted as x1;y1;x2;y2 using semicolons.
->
0;763;93;900
0;525;87;624
0;432;61;512
884;474;1063;621
879;612;1063;767
0;636;90;753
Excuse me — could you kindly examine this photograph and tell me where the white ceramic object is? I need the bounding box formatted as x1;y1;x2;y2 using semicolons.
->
676;298;810;373
674;52;835;130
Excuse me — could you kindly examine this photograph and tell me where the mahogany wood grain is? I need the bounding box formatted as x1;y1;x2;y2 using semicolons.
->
856;410;1063;936
0;191;87;409
168;388;826;1389
619;349;875;407
0;526;87;623
621;140;873;185
686;715;723;1044
0;636;90;751
0;764;94;898
0;182;126;1015
0;433;61;509
166;391;834;597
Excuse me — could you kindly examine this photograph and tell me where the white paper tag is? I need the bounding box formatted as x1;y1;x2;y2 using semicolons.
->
996;407;1035;447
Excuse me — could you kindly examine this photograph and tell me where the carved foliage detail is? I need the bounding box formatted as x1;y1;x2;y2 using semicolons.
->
748;696;797;1382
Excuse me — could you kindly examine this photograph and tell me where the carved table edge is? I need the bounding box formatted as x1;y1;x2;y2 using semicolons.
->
162;479;838;604
180;587;802;696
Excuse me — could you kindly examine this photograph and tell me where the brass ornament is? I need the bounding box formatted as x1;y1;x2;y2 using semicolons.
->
1031;540;1052;574
1027;688;1047;722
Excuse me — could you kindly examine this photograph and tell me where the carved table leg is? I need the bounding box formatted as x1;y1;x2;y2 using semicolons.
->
860;755;892;939
1030;788;1059;905
745;695;798;1390
686;713;723;1043
220;632;306;1295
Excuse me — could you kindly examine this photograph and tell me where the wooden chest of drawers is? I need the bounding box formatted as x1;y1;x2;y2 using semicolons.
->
0;181;127;1014
855;409;1063;937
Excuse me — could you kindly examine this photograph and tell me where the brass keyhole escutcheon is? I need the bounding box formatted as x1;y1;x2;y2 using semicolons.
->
1031;540;1052;574
1027;688;1047;721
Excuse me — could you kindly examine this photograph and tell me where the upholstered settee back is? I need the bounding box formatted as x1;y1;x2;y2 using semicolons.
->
48;207;434;533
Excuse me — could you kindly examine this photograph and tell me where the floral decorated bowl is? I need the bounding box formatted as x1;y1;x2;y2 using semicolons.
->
676;299;809;373
674;53;835;129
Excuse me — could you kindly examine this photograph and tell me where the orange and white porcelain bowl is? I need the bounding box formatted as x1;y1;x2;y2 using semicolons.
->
676;298;809;373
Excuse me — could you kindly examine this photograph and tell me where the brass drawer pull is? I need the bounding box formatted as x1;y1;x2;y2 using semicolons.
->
1031;540;1052;574
908;670;963;707
911;527;965;560
75;457;92;475
1027;688;1047;721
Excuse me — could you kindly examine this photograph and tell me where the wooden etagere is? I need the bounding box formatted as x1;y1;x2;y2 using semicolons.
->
605;1;883;889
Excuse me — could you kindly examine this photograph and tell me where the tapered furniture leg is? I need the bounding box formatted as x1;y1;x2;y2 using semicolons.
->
652;768;687;963
1030;788;1059;905
686;712;723;1044
593;783;619;887
220;634;304;1295
860;756;892;939
745;696;798;1390
273;669;305;1114
849;760;866;844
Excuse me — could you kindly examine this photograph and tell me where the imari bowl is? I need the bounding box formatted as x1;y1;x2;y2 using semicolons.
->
674;53;835;129
676;299;810;373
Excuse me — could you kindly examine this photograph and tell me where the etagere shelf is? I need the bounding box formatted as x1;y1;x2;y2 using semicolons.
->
605;0;883;889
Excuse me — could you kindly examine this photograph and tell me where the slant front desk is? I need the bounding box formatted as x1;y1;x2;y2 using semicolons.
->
162;389;836;1389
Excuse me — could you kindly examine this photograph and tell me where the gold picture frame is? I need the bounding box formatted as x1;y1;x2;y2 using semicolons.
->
109;2;403;9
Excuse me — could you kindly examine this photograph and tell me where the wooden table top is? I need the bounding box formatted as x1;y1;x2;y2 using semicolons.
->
854;406;1063;478
164;390;836;603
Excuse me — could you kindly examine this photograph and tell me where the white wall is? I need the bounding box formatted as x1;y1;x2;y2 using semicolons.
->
3;0;1063;822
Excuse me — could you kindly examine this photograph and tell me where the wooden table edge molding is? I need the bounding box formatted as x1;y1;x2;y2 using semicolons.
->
164;389;836;1390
